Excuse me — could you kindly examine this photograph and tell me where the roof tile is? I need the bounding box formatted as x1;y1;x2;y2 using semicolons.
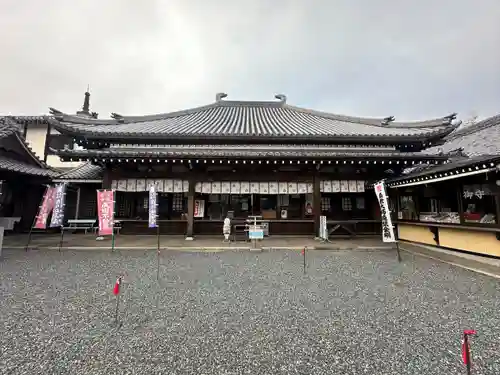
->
55;162;103;180
0;155;58;176
426;114;500;156
48;100;459;141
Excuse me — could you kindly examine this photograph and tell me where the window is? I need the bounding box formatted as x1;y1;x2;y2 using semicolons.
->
172;193;184;212
321;197;331;212
341;197;352;211
462;184;497;224
399;195;417;220
418;184;460;223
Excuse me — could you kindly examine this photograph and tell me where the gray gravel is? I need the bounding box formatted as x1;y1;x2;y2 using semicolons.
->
0;248;499;374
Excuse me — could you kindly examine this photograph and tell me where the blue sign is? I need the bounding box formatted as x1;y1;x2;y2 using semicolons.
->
249;227;264;239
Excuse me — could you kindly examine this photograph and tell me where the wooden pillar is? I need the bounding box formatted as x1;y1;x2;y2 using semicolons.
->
494;183;500;231
75;186;81;219
185;177;195;240
102;165;112;189
313;175;321;237
457;184;465;224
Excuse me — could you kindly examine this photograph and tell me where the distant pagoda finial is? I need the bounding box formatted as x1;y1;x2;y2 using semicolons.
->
76;86;93;118
82;87;90;113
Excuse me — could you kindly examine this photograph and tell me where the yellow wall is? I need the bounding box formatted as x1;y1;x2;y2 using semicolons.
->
399;223;500;257
398;224;437;245
439;228;500;257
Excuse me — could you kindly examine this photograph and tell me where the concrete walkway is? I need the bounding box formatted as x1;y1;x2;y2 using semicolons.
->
5;234;499;278
4;233;390;251
400;241;500;279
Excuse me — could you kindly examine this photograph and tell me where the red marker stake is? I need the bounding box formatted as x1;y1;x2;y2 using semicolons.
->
113;276;123;325
462;330;477;375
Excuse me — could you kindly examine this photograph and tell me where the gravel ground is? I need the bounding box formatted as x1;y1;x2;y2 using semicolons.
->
0;248;499;375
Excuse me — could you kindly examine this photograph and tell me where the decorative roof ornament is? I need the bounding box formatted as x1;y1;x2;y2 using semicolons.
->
381;116;395;126
443;113;457;122
215;93;228;102
274;94;287;104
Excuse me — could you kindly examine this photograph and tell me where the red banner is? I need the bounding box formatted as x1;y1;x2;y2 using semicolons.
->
97;190;114;236
34;187;56;229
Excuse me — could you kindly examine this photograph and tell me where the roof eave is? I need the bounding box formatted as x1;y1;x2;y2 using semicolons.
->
48;123;458;146
387;156;500;186
52;148;451;161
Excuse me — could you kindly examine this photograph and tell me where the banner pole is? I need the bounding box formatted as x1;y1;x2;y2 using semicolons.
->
58;225;65;252
156;224;160;281
25;185;50;251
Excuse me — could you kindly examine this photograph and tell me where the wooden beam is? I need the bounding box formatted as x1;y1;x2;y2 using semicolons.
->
313;174;321;236
185;176;195;240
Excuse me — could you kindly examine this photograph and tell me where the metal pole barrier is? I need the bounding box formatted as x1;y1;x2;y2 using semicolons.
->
156;224;160;281
58;225;65;252
303;247;306;274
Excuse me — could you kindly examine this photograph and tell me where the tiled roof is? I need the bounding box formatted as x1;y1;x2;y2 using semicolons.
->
426;114;500;156
51;144;448;161
0;155;58;176
47;98;460;143
388;155;500;183
54;162;103;181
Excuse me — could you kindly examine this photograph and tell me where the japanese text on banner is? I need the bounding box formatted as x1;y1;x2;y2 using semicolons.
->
34;187;56;229
374;181;396;243
148;185;157;228
49;184;67;228
97;190;115;236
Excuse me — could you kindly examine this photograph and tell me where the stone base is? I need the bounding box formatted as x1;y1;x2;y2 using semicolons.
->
185;236;194;241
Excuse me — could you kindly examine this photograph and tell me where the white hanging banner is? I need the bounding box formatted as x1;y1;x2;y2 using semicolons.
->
319;215;328;241
374;181;396;243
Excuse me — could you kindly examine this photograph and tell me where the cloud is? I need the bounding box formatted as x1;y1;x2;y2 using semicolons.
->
1;0;499;121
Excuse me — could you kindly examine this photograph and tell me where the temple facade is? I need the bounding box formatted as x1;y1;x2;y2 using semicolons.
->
46;93;459;238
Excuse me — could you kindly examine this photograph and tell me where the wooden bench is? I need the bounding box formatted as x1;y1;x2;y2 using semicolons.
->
113;221;122;234
64;219;96;234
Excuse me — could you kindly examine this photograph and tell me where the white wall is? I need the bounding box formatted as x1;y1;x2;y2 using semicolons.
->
24;124;82;169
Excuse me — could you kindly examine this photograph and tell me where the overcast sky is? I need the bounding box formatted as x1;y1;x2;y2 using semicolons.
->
1;0;499;121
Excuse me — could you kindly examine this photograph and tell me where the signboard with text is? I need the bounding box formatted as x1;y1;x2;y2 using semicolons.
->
148;185;158;228
97;190;115;236
374;181;396;243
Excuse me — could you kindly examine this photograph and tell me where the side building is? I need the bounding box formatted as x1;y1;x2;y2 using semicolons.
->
47;93;459;238
0;117;59;231
387;114;500;257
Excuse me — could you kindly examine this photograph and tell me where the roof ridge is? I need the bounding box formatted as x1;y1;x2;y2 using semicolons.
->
49;98;457;129
446;113;500;140
285;105;455;128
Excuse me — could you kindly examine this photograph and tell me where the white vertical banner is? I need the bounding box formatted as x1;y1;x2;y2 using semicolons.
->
374;181;396;243
148;184;158;228
319;215;328;241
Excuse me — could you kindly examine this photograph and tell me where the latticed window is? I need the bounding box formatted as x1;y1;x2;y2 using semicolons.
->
321;197;330;212
172;193;184;212
341;197;352;211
